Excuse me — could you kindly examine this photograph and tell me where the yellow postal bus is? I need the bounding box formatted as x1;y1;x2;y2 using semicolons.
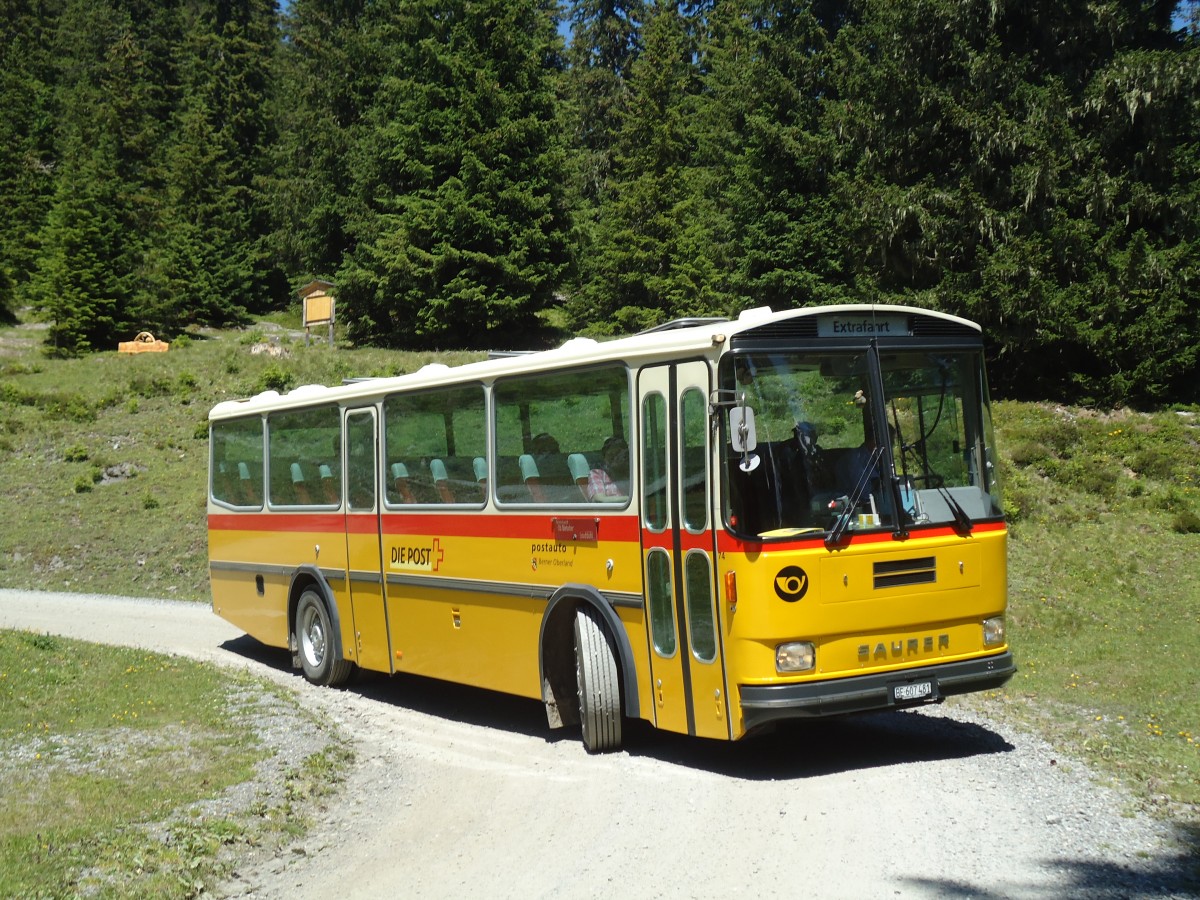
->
208;305;1014;751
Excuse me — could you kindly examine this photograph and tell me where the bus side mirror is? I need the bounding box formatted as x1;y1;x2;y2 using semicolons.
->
729;406;761;473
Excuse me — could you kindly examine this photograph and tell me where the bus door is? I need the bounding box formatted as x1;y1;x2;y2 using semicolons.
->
343;408;393;673
638;361;730;740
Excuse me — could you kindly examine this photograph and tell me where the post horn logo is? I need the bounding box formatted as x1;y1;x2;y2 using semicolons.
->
774;566;809;602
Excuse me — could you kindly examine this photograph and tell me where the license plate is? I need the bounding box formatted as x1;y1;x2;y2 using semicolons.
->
891;680;934;703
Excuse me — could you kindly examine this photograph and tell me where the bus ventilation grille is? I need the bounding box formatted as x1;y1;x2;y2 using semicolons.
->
910;319;978;338
874;557;937;589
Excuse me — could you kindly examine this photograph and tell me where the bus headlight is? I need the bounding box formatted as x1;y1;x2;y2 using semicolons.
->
983;616;1006;647
776;641;815;673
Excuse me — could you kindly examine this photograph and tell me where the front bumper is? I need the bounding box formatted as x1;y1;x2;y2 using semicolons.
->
739;651;1016;733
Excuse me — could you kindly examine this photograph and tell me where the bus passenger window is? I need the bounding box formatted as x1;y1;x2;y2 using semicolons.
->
493;366;631;506
265;405;340;508
346;413;375;511
383;385;486;506
680;388;708;532
211;415;263;508
646;549;676;657
642;394;668;528
685;551;717;663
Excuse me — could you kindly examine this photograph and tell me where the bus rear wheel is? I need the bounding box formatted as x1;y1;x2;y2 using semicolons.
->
574;605;622;753
296;590;353;687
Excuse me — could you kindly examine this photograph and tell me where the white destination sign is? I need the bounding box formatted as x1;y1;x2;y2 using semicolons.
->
817;314;911;338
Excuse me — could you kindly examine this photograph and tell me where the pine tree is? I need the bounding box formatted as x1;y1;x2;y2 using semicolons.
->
571;0;714;332
144;95;252;331
697;0;848;313
564;0;646;203
29;162;125;354
0;0;63;322
153;0;278;326
29;0;175;353
338;0;570;348
265;0;372;291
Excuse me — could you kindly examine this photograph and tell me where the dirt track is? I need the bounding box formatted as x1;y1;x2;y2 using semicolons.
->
1;589;1193;899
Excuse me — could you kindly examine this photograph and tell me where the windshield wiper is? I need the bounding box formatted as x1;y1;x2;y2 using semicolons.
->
825;445;884;548
936;483;974;534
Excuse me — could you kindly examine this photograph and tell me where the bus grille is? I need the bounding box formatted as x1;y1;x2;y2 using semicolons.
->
874;556;937;589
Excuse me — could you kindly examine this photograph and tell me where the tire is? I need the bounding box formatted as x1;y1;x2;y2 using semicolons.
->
295;589;354;686
574;605;622;753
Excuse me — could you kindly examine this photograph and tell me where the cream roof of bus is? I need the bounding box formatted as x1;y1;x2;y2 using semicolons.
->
208;304;979;420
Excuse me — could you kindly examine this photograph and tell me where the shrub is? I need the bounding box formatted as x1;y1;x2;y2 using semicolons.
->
1057;454;1124;501
1128;445;1178;480
0;362;42;377
1027;414;1079;456
52;394;95;422
130;373;175;399
255;363;294;394
1006;440;1052;469
1153;486;1191;513
1171;508;1200;534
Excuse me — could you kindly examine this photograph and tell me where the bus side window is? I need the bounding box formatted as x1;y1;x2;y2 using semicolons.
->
346;413;376;511
266;404;340;508
493;365;631;507
383;384;486;507
211;415;263;508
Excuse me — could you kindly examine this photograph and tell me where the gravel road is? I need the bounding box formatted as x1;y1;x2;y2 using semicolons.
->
1;589;1194;899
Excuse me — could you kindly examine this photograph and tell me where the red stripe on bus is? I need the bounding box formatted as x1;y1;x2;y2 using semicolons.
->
208;512;344;532
208;511;643;542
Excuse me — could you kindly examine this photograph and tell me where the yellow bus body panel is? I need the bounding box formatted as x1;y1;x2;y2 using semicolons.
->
381;526;646;702
208;520;354;660
718;527;1008;737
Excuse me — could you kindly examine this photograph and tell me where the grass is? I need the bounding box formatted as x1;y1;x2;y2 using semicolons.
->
988;402;1200;814
1;630;255;897
0;309;1198;828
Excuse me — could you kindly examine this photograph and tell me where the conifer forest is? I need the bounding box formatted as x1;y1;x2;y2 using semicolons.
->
2;1;1198;404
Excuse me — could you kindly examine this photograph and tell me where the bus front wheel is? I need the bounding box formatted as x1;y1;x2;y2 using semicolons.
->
574;605;622;753
296;590;353;687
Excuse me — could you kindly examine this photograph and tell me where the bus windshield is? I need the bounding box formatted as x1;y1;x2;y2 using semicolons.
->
721;348;1003;539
